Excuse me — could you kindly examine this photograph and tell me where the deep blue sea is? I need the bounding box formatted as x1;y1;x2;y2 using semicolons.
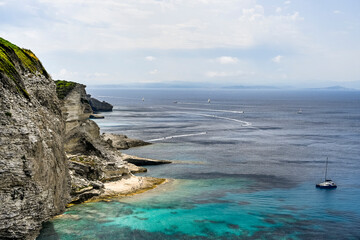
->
38;89;360;240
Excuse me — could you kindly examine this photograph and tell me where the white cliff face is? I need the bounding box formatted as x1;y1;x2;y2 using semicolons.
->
58;82;139;203
61;84;100;154
62;84;92;129
0;45;70;239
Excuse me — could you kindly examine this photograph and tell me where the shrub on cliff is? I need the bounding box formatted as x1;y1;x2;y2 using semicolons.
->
55;80;77;99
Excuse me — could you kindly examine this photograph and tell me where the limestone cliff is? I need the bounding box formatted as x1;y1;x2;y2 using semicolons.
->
0;38;70;239
0;38;166;239
56;81;145;203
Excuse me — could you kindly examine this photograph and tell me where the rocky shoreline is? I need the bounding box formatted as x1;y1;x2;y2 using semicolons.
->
58;81;171;206
0;37;170;239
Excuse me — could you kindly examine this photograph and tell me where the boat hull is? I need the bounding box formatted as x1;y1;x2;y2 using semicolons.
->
316;184;337;189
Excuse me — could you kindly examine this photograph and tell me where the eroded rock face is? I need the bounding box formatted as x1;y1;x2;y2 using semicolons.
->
0;38;70;239
59;83;139;203
61;84;98;154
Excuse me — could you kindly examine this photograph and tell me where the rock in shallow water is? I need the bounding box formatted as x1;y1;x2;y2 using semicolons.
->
102;133;151;150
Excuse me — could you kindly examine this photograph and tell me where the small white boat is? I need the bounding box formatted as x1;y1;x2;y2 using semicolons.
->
316;157;337;189
142;97;145;101
297;108;302;114
208;99;211;103
316;180;337;189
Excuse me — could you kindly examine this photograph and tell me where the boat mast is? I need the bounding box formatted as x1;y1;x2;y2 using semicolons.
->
325;157;328;181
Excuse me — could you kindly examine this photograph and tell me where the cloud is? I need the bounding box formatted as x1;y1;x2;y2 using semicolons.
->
149;69;159;74
92;72;109;77
205;70;248;78
216;56;239;64
0;0;305;52
333;10;342;14
272;55;283;63
276;7;282;13
53;68;79;80
145;56;156;61
52;68;108;80
284;1;291;4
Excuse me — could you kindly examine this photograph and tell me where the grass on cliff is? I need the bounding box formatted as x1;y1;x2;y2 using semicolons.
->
0;37;48;77
0;37;49;100
55;80;77;99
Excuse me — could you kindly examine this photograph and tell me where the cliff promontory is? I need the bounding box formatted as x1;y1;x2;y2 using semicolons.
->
0;38;168;240
55;80;147;204
0;38;70;239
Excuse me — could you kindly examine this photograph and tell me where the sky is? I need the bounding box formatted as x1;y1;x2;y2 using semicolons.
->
0;0;359;88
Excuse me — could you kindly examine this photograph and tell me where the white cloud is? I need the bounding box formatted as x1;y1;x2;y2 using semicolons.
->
206;70;247;78
149;69;159;74
333;10;342;14
276;7;282;13
272;55;283;63
216;56;239;64
53;68;79;80
52;68;109;80
290;12;303;21
145;56;156;61
0;0;305;52
92;72;109;77
284;1;291;4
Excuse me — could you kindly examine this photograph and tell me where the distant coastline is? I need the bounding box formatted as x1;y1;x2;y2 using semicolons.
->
87;83;359;91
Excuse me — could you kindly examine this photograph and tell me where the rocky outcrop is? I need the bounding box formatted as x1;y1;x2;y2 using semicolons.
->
102;133;151;150
60;83;97;154
122;153;172;166
58;81;149;204
86;94;113;112
89;114;104;119
0;37;70;239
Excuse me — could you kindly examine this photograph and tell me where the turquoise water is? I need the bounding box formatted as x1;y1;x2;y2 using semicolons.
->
38;89;360;239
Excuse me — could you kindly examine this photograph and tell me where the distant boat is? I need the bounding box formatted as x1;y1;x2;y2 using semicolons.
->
173;101;178;104
297;108;302;114
316;157;337;189
208;99;211;103
142;97;145;101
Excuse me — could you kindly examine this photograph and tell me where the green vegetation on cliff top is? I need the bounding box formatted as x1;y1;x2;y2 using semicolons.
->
0;37;49;100
55;80;77;99
0;37;48;78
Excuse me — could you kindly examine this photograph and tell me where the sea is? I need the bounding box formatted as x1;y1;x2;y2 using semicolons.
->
38;88;360;240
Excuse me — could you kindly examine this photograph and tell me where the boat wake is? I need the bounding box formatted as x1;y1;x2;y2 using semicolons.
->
147;132;208;142
194;113;252;127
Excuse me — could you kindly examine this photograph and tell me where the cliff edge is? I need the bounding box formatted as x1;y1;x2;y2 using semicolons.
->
0;38;70;239
0;38;168;239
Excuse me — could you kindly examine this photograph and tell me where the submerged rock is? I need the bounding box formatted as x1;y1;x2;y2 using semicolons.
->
102;133;151;150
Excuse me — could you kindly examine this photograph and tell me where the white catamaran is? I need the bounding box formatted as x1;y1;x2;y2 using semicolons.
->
316;157;337;189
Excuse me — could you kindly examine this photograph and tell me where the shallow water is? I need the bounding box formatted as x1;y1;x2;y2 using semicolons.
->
38;89;360;239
